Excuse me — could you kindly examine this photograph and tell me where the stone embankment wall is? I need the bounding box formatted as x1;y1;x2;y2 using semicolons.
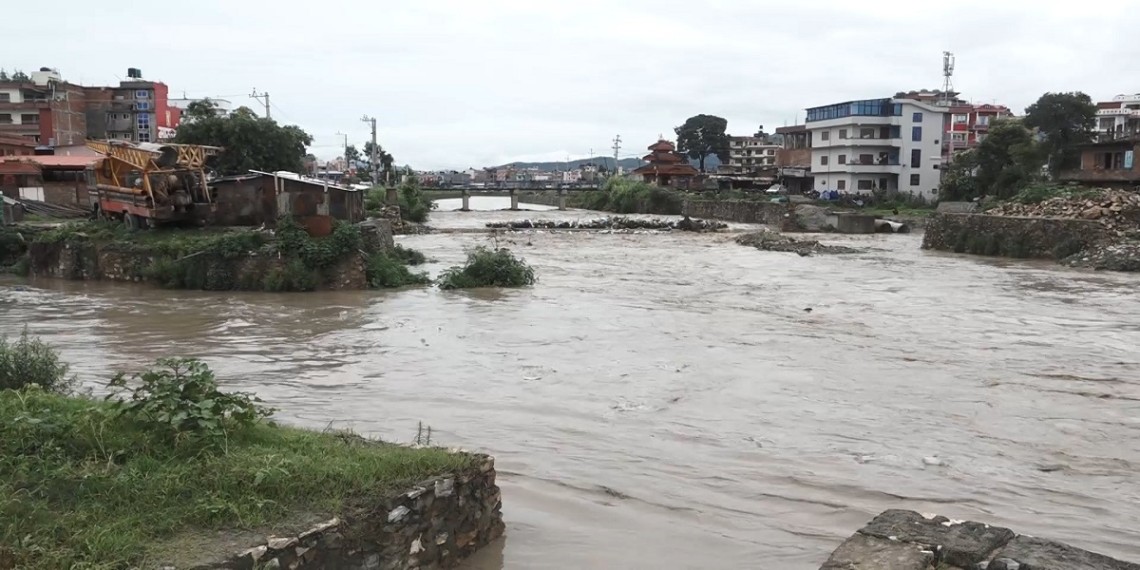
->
922;213;1106;259
682;199;795;228
821;510;1139;570
26;221;393;290
200;455;504;570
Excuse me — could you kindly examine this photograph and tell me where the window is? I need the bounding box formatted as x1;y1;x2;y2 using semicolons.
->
912;112;923;122
137;132;150;142
910;149;921;168
136;102;151;110
878;178;888;190
858;154;873;165
911;126;922;142
0;93;8;103
20;114;38;124
820;131;830;141
820;155;829;166
767;149;775;155
135;90;150;99
839;129;848;139
890;126;901;138
977;115;991;126
838;155;847;164
857;180;874;191
0;113;10;124
910;174;921;186
953;114;968;124
1100;152;1125;169
837;180;846;190
859;128;875;139
951;132;968;142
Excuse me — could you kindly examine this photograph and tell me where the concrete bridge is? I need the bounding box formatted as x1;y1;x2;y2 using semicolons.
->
424;187;594;211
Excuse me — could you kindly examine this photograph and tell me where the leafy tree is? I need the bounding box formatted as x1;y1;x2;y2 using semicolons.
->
174;101;313;175
938;149;981;201
674;114;730;172
1024;92;1096;174
957;119;1044;200
0;70;9;82
344;145;362;169
10;70;29;82
360;141;395;183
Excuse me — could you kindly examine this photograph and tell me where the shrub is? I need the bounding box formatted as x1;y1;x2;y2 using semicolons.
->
1013;183;1097;205
107;358;274;448
391;243;427;265
365;252;431;288
0;329;73;393
567;178;685;215
438;246;536;289
398;180;435;223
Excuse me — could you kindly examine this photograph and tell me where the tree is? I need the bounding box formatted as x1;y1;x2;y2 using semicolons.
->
174;102;313;175
360;141;395;183
344;145;362;169
0;70;9;82
674;114;730;172
967;119;1043;200
10;70;29;82
1024;92;1096;174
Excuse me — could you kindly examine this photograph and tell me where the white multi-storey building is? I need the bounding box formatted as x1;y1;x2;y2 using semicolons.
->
1095;93;1140;138
805;97;947;199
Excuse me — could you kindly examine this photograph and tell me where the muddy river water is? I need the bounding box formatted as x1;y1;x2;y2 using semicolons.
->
2;197;1139;569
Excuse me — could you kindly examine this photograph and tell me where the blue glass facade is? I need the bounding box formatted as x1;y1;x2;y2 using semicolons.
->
806;99;904;122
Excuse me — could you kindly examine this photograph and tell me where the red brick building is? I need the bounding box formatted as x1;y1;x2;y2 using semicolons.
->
0;67;181;147
0;68;88;146
943;103;1013;155
0;135;36;156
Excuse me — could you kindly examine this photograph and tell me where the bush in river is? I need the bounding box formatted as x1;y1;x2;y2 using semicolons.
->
365;251;431;288
437;246;536;289
0;328;73;393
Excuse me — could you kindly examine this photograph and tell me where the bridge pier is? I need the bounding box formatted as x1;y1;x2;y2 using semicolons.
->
558;188;567;210
509;188;519;211
461;189;470;212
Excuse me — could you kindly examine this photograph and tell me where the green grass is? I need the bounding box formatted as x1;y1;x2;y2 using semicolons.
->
365;251;431;288
0;389;472;569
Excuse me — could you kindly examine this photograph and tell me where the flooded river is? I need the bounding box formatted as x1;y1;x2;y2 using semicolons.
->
2;197;1139;569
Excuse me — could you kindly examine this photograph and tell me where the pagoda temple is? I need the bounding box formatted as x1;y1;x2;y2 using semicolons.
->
631;138;699;187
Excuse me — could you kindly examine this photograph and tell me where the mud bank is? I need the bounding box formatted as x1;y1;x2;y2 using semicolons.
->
822;510;1139;570
199;455;504;570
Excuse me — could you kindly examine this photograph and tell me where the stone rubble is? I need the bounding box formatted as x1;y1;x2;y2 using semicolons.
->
485;216;728;232
988;189;1140;235
821;510;1140;570
735;230;862;256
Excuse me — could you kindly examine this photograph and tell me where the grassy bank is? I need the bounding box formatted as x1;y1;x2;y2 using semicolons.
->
21;219;429;292
0;345;471;569
568;178;685;215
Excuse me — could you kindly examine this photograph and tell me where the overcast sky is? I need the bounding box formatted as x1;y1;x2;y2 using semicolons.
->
10;0;1139;170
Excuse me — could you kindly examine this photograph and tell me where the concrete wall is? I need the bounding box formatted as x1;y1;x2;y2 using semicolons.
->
922;213;1105;259
199;455;504;570
821;510;1139;570
683;199;794;228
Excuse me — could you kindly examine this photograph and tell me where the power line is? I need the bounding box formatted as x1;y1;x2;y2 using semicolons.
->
249;88;270;119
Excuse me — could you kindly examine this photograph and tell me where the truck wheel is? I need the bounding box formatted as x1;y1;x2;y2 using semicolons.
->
124;213;139;231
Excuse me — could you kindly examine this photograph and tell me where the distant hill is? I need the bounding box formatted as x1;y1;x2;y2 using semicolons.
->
498;154;721;172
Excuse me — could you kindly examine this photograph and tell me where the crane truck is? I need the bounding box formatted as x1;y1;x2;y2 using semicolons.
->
86;140;222;229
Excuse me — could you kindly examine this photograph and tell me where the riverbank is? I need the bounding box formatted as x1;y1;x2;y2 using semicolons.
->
923;188;1140;271
822;510;1140;569
2;219;409;291
0;386;503;569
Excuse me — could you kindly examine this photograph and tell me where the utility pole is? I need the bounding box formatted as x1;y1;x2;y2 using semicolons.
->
249;88;270;119
336;131;350;174
361;115;378;183
612;135;622;174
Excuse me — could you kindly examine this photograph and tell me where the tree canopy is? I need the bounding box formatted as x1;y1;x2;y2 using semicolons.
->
173;100;313;175
674;114;730;172
940;118;1044;201
1024;92;1096;173
360;141;395;183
